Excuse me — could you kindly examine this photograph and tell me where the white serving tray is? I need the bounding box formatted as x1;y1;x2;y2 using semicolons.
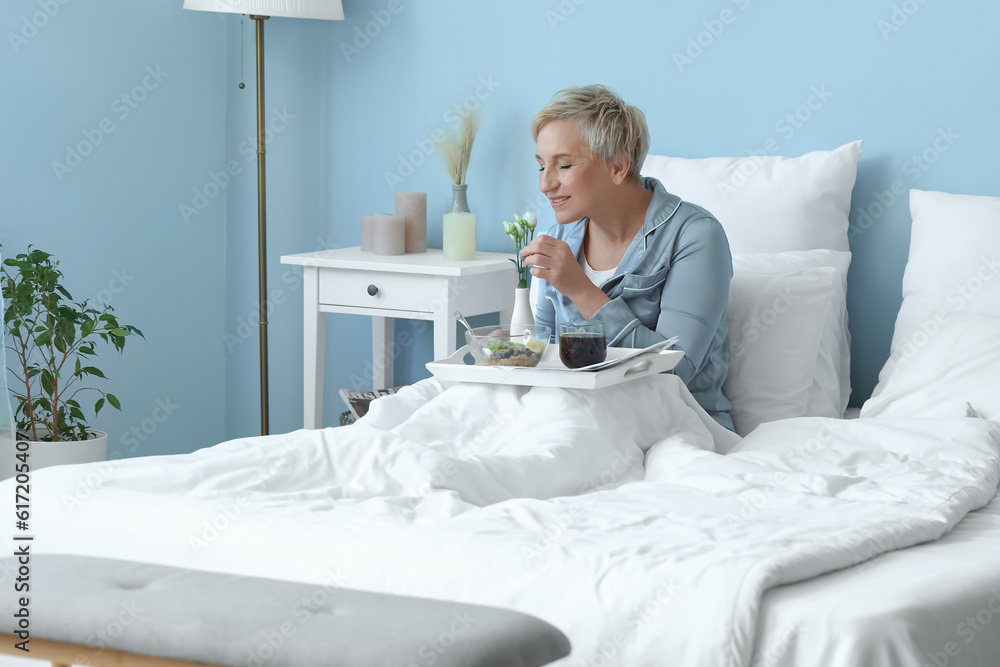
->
426;345;684;390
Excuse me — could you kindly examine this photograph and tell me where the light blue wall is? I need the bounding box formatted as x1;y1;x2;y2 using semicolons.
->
5;2;999;452
225;0;999;437
0;1;228;456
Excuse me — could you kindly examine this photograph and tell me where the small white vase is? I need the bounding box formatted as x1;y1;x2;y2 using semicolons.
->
509;286;535;336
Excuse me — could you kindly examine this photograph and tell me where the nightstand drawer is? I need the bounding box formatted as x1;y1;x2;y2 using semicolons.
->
318;268;437;312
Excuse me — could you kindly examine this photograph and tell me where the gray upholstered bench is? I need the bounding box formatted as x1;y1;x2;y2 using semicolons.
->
0;555;570;667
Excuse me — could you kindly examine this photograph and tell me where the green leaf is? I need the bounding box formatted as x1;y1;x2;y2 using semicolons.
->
94;398;105;415
107;393;121;410
40;371;54;396
82;366;106;378
109;327;128;337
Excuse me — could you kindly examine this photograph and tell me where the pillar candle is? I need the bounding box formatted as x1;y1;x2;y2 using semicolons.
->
443;212;476;261
395;191;427;253
371;213;405;255
360;214;375;252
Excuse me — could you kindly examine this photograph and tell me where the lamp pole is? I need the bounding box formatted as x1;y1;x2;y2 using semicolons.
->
253;14;270;435
182;0;346;434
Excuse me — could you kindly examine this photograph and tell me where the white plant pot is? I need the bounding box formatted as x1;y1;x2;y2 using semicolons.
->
510;286;535;336
0;430;108;481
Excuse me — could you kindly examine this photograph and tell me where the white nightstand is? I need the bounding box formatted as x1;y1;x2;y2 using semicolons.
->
281;247;517;429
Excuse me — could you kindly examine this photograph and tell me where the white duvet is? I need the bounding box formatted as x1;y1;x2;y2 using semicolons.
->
6;374;999;667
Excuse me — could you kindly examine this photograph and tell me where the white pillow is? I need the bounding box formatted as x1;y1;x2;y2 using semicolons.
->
862;311;1000;421
723;267;839;436
873;189;1000;396
641;141;862;254
732;250;851;418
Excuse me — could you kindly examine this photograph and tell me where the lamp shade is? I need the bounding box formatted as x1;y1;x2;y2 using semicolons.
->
182;0;344;20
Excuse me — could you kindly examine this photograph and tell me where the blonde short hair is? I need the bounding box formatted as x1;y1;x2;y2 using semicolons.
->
531;84;650;183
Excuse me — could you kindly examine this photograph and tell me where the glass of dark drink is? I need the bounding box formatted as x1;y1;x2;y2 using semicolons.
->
558;320;607;369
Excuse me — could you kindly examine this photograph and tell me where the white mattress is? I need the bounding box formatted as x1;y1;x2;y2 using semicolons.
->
755;491;1000;666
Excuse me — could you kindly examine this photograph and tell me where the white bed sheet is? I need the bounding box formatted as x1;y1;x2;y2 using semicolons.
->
3;376;998;667
755;467;1000;667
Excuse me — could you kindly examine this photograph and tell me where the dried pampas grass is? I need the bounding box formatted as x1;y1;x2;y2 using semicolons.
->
436;107;482;185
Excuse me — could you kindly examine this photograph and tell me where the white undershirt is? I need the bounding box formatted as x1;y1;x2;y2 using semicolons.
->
580;251;617;287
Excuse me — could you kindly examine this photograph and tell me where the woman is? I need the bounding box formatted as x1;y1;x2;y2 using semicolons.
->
521;84;734;431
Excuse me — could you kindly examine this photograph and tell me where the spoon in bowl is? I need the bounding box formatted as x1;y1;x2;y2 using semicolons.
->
454;311;485;357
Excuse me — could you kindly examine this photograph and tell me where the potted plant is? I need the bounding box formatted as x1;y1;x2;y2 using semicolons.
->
501;212;538;335
1;245;142;478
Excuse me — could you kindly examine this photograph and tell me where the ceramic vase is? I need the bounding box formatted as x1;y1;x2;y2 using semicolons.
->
0;430;108;480
450;184;470;213
509;286;535;336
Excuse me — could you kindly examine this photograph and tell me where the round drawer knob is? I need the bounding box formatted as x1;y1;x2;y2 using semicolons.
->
367;284;379;296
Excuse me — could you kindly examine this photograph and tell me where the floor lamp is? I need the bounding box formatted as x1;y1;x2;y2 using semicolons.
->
182;0;345;435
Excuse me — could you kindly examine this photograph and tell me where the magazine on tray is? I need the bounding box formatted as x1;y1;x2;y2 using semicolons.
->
339;385;406;419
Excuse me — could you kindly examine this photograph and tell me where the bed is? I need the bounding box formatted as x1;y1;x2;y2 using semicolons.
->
3;142;1000;667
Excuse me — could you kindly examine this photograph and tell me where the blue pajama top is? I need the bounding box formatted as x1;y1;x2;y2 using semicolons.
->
533;177;735;431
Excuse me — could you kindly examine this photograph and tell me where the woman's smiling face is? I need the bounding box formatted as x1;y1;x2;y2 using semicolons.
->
535;119;616;224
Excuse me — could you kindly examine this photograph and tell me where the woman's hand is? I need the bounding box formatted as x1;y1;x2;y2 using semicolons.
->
520;236;610;318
